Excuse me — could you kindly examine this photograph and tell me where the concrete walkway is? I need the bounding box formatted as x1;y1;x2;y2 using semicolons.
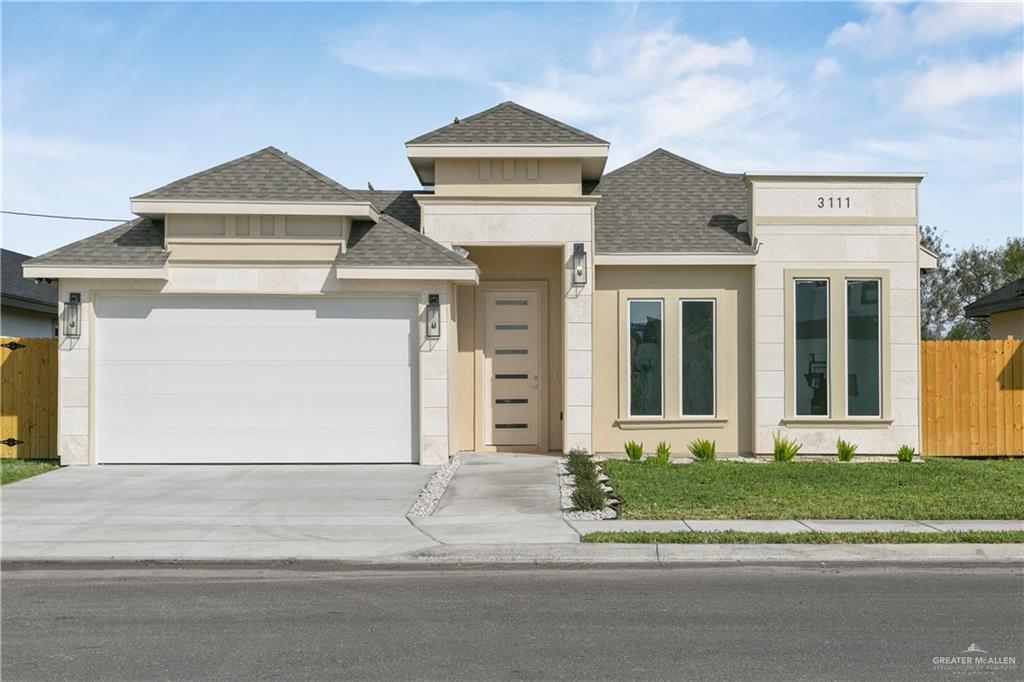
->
409;453;579;544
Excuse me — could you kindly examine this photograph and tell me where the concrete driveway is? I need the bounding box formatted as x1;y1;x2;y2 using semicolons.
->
2;465;438;560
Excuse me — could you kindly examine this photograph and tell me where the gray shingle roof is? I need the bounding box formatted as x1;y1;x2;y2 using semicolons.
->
134;146;366;203
591;149;753;255
341;215;475;269
965;277;1024;317
353;189;423;230
2;249;58;310
24;219;168;268
407;101;607;146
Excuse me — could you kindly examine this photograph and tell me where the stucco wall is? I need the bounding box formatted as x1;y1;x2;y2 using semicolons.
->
593;265;754;455
989;309;1024;340
433;158;582;197
751;179;922;455
55;269;452;466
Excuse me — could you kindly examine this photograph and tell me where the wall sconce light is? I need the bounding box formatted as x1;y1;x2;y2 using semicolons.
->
572;243;588;287
64;293;81;338
426;294;441;340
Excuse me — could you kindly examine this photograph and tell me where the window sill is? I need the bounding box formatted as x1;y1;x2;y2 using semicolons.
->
781;418;894;428
616;417;729;430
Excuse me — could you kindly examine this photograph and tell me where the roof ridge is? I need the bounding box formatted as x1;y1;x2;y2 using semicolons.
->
263;147;365;202
601;148;742;180
500;101;609;144
407;100;606;145
24;218;146;265
377;215;474;267
132;148;277;199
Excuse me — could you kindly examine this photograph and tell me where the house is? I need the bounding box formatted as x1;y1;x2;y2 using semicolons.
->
23;101;933;465
964;278;1024;339
2;249;58;338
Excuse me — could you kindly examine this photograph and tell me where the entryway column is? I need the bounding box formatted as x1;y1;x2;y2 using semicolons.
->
563;241;593;453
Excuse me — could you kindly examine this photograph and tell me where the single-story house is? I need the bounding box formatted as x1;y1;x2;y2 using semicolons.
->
964;277;1024;339
2;248;58;338
24;101;934;465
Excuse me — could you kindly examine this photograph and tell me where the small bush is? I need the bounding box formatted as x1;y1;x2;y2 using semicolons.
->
572;479;606;511
688;438;716;461
836;438;858;462
896;444;916;463
624;440;644;462
772;432;802;462
649;441;671;465
566;449;595;480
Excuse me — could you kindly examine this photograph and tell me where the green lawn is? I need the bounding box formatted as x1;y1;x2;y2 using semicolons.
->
602;459;1024;519
583;530;1024;544
1;459;59;485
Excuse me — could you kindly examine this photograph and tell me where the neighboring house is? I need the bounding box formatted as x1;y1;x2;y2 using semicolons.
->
24;101;935;465
964;278;1024;339
2;249;58;338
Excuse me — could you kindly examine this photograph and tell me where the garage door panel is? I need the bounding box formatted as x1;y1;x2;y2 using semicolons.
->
95;295;420;464
97;361;413;397
100;428;414;464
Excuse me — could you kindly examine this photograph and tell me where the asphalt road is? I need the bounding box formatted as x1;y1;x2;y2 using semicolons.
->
2;563;1022;681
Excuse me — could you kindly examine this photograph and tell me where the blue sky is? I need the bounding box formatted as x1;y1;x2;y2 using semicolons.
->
2;2;1022;256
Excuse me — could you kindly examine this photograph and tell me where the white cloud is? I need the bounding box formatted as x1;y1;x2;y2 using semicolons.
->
901;51;1023;110
812;57;841;81
829;2;1024;54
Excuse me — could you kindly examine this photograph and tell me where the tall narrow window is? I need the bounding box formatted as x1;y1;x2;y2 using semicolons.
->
795;279;829;416
628;300;662;417
681;300;715;416
847;279;881;417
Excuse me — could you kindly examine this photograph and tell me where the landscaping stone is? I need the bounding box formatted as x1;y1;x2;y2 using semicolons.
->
557;458;618;520
407;456;461;518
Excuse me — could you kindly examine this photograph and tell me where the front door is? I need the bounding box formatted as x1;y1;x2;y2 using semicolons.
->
484;289;540;447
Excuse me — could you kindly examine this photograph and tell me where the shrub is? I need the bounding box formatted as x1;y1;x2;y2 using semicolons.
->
772;432;802;462
624;440;644;462
688;438;716;461
650;441;671;465
836;438;858;462
896;444;916;463
566;449;595;480
572;479;606;511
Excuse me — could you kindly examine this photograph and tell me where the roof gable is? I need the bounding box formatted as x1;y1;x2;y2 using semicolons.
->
592;149;753;255
133;147;365;203
407;101;607;146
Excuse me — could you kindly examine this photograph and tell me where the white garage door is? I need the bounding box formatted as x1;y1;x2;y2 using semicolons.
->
94;295;419;464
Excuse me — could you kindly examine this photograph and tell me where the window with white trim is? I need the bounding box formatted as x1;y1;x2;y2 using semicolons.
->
628;299;663;417
680;299;715;417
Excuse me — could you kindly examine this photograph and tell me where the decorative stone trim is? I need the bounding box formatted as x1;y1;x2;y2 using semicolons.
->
408;456;461;517
557;457;619;520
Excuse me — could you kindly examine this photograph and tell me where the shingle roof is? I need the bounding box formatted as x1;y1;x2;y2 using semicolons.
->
1;249;58;310
964;277;1024;318
134;146;366;203
407;101;607;146
353;189;423;230
341;215;475;269
591;149;754;255
24;219;168;268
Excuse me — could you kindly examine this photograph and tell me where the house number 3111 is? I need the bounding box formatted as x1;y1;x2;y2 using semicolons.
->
817;196;851;208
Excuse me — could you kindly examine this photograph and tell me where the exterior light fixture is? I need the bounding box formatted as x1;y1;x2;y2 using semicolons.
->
64;293;82;338
426;294;441;340
572;243;588;287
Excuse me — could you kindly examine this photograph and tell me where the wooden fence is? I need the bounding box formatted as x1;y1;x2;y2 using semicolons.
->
921;339;1024;457
1;337;58;459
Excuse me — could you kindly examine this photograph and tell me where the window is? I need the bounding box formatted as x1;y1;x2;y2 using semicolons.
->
628;300;662;417
680;300;715;416
794;279;829;416
846;279;881;417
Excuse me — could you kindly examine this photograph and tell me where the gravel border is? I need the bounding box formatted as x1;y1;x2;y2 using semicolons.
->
557;457;618;520
407;456;461;518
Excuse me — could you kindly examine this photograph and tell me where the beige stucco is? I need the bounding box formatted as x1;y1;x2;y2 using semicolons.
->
453;247;564;452
165;214;348;263
593;265;754;456
433;158;582;197
989;309;1024;340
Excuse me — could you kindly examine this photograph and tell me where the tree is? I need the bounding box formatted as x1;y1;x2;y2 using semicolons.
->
919;228;1024;340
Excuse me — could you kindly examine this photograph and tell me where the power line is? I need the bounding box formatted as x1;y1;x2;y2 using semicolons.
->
1;210;129;222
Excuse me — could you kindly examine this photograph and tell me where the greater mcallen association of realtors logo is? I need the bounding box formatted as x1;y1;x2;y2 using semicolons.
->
932;643;1018;674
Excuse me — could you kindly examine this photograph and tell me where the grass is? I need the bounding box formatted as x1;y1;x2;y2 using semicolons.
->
583;530;1024;544
603;458;1024;520
1;459;59;485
